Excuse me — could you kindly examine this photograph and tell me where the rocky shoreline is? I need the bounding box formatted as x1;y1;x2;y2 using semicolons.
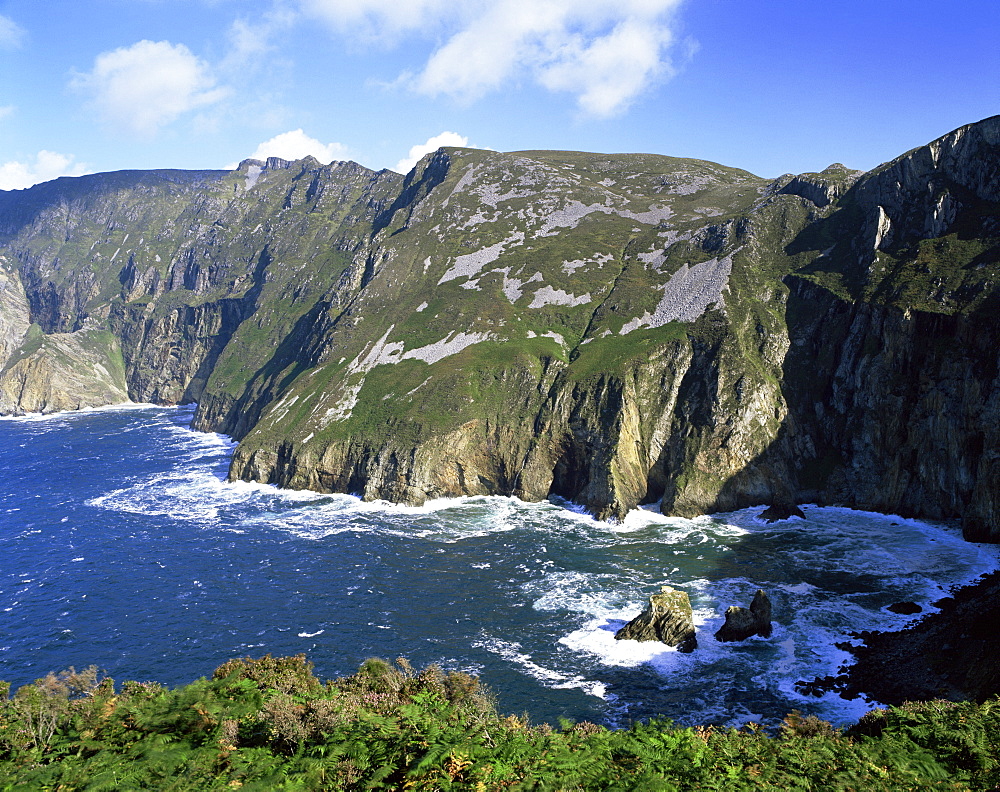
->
809;570;1000;706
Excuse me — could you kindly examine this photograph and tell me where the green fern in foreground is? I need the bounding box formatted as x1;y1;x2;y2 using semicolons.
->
1;655;997;790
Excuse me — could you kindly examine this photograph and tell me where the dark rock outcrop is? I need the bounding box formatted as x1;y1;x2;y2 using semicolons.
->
615;586;697;652
758;504;806;523
715;589;773;642
838;572;1000;705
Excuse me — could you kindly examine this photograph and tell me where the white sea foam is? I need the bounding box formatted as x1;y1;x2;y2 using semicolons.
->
90;469;250;522
527;571;638;618
729;504;999;592
498;503;997;726
781;582;818;595
559;618;678;668
271;493;631;544
165;423;234;446
0;401;182;422
473;636;607;699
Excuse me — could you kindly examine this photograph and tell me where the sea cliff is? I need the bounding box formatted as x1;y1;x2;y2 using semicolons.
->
0;117;997;538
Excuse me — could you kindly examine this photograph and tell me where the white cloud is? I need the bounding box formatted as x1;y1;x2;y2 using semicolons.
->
299;0;685;116
536;17;675;117
0;105;14;121
0;151;89;191
223;6;299;70
299;0;452;42
71;40;229;137
248;129;349;163
393;131;471;174
412;7;531;101
227;18;275;64
0;14;26;50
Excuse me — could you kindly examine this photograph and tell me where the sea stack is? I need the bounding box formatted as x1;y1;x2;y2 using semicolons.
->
715;589;773;641
615;586;697;653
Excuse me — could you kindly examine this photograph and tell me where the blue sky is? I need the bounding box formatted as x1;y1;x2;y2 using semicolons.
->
0;0;997;189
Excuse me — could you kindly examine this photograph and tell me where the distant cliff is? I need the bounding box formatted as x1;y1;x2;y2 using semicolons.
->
1;118;998;539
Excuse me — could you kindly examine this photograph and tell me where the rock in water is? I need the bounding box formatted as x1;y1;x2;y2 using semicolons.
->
615;586;697;652
758;504;806;523
715;589;773;641
749;589;773;637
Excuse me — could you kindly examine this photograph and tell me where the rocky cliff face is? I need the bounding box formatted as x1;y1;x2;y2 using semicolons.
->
1;117;998;539
0;264;127;412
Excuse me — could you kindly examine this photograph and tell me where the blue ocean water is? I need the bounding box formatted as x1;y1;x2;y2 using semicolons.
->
1;405;996;728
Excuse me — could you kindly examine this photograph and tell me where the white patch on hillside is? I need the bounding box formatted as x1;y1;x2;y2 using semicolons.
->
874;205;893;250
637;250;666;269
324;381;363;423
476;182;536;207
245;164;263;190
267;392;300;427
620;251;736;333
658;229;691;244
533;200;673;238
446;163;480;204
663;175;715;195
406;377;432;397
562;252;613;274
528;286;592;309
500;270;524;302
438;232;525;284
461;208;496;229
324;326;490;422
415;301;429;312
537;201;607;236
402;331;491;364
325;327;404;423
349;327;405;373
618;205;673;224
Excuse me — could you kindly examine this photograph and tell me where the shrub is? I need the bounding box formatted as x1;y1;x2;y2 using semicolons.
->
213;653;323;698
780;709;840;739
9;665;104;752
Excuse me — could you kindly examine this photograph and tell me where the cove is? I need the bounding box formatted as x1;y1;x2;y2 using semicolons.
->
1;405;996;728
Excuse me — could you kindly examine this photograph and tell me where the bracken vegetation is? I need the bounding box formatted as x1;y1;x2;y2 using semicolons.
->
2;655;999;790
